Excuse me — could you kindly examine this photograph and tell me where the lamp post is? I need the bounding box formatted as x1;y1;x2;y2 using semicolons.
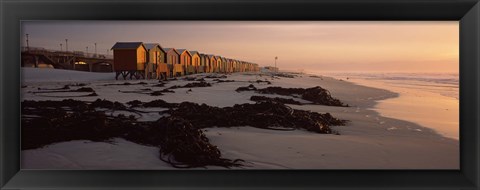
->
275;56;278;73
94;43;97;57
65;39;68;52
60;43;63;51
86;46;89;56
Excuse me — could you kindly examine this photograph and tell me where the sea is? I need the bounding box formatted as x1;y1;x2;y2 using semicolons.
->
316;72;459;100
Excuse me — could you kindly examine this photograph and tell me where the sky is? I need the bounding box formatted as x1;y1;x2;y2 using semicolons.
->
22;21;459;73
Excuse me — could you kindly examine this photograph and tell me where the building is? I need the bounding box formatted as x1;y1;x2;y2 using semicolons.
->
164;48;181;77
216;56;223;73
111;42;147;79
176;49;192;76
208;55;217;73
199;53;209;73
190;51;200;74
144;43;166;79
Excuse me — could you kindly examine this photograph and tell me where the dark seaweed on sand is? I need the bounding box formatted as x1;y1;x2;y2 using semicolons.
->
22;98;346;168
250;95;302;105
167;81;212;89
236;85;348;107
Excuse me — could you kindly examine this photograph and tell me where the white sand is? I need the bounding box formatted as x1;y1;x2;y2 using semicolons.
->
21;68;459;169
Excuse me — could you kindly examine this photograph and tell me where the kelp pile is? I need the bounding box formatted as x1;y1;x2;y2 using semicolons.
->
117;81;211;96
213;79;236;83
22;98;346;168
162;101;346;133
205;75;228;79
168;81;212;89
22;99;242;168
102;82;147;86
236;85;348;107
250;80;271;85
250;95;302;105
32;86;98;98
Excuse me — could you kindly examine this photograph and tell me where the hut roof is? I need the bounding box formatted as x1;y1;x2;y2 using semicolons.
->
144;43;166;53
164;48;180;55
176;49;191;56
190;51;199;56
111;42;144;50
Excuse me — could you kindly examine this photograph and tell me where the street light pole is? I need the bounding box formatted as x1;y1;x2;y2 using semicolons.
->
60;43;63;51
86;46;89;56
65;39;68;52
275;56;278;73
94;43;97;57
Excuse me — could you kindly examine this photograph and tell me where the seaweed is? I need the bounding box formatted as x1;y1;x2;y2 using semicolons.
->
103;82;147;86
235;84;257;92
250;95;302;105
21;98;347;168
168;81;212;89
236;85;348;107
251;80;271;84
213;79;235;83
205;75;227;79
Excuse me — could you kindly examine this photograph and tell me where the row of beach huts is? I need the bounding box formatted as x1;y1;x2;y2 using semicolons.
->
111;42;260;80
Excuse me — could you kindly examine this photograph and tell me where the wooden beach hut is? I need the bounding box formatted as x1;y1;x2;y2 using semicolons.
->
240;61;246;72
144;43;166;79
111;42;147;80
199;53;209;73
208;55;217;73
232;59;238;72
221;57;228;73
216;56;223;73
190;51;200;74
177;49;192;76
228;59;234;73
225;58;231;73
164;48;181;77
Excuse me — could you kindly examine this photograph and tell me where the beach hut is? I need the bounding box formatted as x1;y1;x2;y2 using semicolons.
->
225;58;230;73
240;61;246;72
199;53;209;73
111;42;147;80
177;49;192;76
208;55;217;73
222;57;229;73
144;43;166;79
235;60;240;72
190;51;200;74
216;56;223;73
164;48;181;77
232;59;238;73
228;59;234;73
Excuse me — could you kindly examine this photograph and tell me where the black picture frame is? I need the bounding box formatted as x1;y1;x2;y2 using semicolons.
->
1;0;479;189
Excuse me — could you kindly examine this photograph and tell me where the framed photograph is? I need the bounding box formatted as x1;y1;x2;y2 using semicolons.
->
1;0;479;189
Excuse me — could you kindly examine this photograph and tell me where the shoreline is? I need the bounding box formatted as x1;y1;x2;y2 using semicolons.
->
319;73;459;140
21;68;459;169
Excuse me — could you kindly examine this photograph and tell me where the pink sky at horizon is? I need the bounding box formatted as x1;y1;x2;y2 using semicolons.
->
22;21;459;73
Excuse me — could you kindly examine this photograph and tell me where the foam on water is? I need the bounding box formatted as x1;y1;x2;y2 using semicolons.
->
315;72;459;99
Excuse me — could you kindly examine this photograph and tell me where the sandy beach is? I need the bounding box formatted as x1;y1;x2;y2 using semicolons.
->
21;68;459;169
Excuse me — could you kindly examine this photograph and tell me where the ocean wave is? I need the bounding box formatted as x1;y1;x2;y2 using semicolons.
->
319;72;459;99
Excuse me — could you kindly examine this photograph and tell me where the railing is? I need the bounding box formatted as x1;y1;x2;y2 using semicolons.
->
21;46;113;59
